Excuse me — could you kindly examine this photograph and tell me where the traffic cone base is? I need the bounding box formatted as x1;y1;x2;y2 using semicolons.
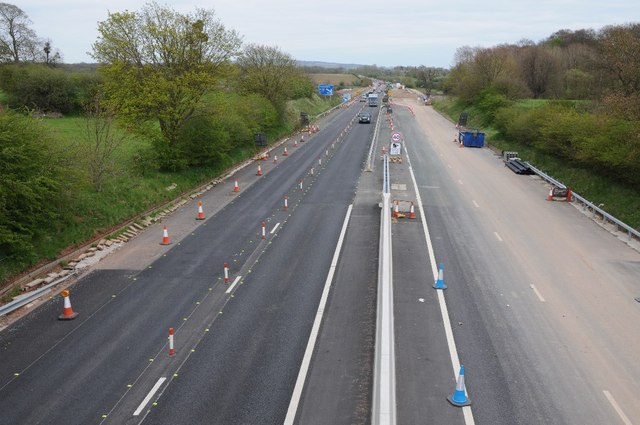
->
447;393;471;407
58;290;78;320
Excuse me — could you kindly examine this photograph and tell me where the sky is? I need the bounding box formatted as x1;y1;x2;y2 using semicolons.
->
14;0;640;68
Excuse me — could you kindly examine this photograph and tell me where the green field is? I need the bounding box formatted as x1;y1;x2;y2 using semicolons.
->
309;73;362;86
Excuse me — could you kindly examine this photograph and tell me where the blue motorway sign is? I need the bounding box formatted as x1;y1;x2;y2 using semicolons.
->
318;84;334;96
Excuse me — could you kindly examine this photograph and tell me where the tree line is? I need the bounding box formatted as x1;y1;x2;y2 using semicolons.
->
0;2;328;282
443;24;640;187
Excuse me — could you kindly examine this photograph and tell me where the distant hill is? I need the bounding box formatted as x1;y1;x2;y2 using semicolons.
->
297;60;363;71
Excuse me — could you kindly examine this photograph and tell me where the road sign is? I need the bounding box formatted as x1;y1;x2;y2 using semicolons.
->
318;84;334;96
391;132;402;142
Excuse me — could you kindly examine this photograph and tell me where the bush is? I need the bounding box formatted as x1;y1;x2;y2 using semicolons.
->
0;111;68;277
0;64;99;114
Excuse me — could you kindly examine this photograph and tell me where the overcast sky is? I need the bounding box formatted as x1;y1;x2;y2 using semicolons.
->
15;0;640;68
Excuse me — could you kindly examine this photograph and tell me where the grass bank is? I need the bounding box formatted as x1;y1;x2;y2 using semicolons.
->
433;97;640;230
1;94;340;285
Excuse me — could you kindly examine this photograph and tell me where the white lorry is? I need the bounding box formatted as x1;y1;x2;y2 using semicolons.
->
368;93;379;107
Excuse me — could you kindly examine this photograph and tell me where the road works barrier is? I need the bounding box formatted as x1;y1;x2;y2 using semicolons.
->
372;155;397;425
529;164;640;244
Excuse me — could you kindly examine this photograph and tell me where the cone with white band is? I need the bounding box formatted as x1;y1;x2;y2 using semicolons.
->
433;263;447;289
169;327;175;356
233;180;240;193
160;224;171;245
447;365;471;406
58;290;78;320
196;201;205;220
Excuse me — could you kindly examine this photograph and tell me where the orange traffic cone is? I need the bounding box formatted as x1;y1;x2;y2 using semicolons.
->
58;290;78;320
283;146;289;156
233;180;240;193
294;139;298;148
161;224;171;245
256;162;263;176
196;201;205;220
409;203;416;219
393;201;400;218
547;188;553;201
273;155;278;164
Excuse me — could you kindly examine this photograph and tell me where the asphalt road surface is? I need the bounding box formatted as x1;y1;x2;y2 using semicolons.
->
387;90;640;425
0;101;381;425
1;90;639;425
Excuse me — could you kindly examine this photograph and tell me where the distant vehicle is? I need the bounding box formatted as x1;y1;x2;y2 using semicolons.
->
360;95;367;102
368;93;379;107
358;111;372;123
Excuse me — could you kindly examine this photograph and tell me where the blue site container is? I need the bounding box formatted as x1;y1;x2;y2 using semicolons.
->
460;131;485;148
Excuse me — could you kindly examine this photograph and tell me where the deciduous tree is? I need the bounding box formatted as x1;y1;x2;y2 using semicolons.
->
91;2;242;168
0;2;39;62
236;44;310;118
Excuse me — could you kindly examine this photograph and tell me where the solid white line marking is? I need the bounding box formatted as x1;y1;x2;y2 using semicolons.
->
603;390;633;425
404;146;475;425
270;222;280;234
472;200;479;208
133;377;166;416
225;276;242;294
494;232;503;242
530;284;546;303
284;205;353;425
